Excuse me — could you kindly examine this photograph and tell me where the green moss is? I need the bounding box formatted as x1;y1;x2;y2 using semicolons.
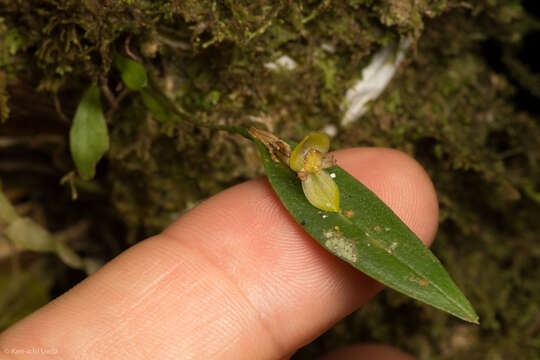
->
1;0;539;358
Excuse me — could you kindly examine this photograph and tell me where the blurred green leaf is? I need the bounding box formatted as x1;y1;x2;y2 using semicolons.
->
0;191;19;224
69;84;109;180
0;273;51;330
5;218;55;252
140;88;175;123
55;242;84;269
254;139;479;323
114;54;147;91
1;190;85;271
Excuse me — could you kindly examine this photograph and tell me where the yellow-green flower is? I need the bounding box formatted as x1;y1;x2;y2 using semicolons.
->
290;133;340;212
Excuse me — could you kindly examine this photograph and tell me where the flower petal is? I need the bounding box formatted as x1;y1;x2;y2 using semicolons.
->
301;171;340;212
289;133;330;171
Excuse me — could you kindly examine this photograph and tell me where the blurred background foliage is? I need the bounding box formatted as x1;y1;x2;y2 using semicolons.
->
0;0;539;358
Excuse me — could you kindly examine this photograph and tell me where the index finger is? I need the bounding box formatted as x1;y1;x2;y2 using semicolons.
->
0;148;438;360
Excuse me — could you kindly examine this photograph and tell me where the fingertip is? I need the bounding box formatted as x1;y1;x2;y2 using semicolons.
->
159;146;440;356
0;147;440;360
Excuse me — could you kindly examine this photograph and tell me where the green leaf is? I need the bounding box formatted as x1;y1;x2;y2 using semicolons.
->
5;218;56;252
56;242;84;269
0;190;19;224
140;88;175;123
0;272;51;329
254;140;479;323
114;54;148;91
69;84;109;180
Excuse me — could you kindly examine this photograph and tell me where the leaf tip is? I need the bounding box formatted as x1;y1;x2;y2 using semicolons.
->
465;314;480;324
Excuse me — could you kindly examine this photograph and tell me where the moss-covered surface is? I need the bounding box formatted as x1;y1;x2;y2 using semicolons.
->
1;0;539;358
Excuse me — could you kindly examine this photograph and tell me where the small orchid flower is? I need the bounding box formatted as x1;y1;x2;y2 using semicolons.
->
289;133;340;212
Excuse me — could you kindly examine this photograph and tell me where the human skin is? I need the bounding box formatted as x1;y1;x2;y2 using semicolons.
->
0;147;438;359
